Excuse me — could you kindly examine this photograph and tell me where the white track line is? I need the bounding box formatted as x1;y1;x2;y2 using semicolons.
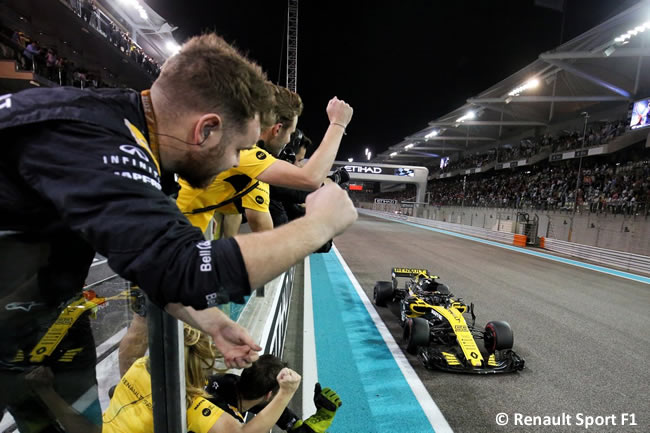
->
332;245;454;433
302;256;318;418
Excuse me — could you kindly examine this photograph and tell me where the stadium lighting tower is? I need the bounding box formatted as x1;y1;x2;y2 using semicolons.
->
286;0;299;92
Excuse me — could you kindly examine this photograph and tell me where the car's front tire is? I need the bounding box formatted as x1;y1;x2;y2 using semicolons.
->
484;320;514;353
373;281;394;307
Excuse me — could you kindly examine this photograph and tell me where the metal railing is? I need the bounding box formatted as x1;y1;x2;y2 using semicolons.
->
543;237;650;275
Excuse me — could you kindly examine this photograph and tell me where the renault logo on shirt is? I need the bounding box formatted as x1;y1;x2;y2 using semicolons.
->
119;144;150;162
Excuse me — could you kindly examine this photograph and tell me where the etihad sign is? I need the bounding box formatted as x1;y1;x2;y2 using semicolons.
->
343;165;383;174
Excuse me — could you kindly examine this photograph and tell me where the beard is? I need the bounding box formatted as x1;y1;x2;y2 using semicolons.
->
265;137;285;157
176;139;230;189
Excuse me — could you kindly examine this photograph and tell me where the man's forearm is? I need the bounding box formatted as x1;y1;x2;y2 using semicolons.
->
38;388;102;433
234;215;331;289
302;125;345;185
241;390;294;433
164;304;227;337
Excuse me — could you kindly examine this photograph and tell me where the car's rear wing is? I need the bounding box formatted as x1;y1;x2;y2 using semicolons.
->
391;267;429;278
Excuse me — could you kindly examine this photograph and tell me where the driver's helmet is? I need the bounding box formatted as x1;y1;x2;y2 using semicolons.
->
419;278;436;292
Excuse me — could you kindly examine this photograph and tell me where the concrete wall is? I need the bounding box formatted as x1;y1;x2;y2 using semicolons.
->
364;202;650;256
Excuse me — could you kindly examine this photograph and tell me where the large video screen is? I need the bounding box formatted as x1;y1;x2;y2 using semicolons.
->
630;98;650;130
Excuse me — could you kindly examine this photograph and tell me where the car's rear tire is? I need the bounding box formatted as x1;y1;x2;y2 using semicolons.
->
404;317;429;354
484;320;514;353
373;281;393;307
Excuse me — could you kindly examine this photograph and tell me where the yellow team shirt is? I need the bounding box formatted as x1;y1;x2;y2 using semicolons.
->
102;357;224;433
176;145;275;232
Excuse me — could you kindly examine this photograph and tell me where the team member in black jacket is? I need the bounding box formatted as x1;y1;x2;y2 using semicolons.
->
0;33;356;431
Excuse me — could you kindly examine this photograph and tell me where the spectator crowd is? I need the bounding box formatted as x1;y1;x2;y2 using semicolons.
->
0;0;161;89
433;119;629;176
72;0;161;77
365;147;650;216
424;157;650;215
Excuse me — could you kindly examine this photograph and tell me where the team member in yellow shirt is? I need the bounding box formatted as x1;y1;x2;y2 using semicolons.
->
105;325;300;433
176;84;352;237
118;87;352;377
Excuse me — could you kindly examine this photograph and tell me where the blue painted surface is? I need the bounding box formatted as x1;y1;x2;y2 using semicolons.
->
220;296;250;321
309;252;435;433
371;214;650;285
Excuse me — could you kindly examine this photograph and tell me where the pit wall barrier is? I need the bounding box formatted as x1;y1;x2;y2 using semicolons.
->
236;267;294;358
360;209;517;245
363;202;650;256
540;237;650;275
359;209;650;275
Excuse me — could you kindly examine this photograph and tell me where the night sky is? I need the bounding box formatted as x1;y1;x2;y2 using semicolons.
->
145;0;638;162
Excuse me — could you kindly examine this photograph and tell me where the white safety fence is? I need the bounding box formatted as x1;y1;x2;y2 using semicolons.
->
359;209;516;244
543;238;650;275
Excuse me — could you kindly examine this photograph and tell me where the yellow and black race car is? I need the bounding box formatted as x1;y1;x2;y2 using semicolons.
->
373;267;525;374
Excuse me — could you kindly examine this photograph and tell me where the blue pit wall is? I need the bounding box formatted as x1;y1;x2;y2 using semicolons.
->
305;247;452;433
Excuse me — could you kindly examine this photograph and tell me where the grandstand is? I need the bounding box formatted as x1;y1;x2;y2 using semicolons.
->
365;2;650;255
0;0;177;92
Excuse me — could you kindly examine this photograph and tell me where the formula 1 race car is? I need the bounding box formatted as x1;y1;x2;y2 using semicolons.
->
373;267;525;374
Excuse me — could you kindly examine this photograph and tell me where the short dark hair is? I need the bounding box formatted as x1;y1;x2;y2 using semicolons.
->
298;134;313;155
238;354;287;400
153;33;273;131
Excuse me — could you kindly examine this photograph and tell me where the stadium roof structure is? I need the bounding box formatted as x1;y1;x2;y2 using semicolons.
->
98;0;180;62
375;1;650;164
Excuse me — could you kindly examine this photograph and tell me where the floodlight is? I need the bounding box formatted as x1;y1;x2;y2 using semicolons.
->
456;111;475;123
424;129;439;139
166;41;181;55
527;78;539;88
367;152;372;160
390;152;397;157
614;22;650;45
348;158;354;162
405;143;414;149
